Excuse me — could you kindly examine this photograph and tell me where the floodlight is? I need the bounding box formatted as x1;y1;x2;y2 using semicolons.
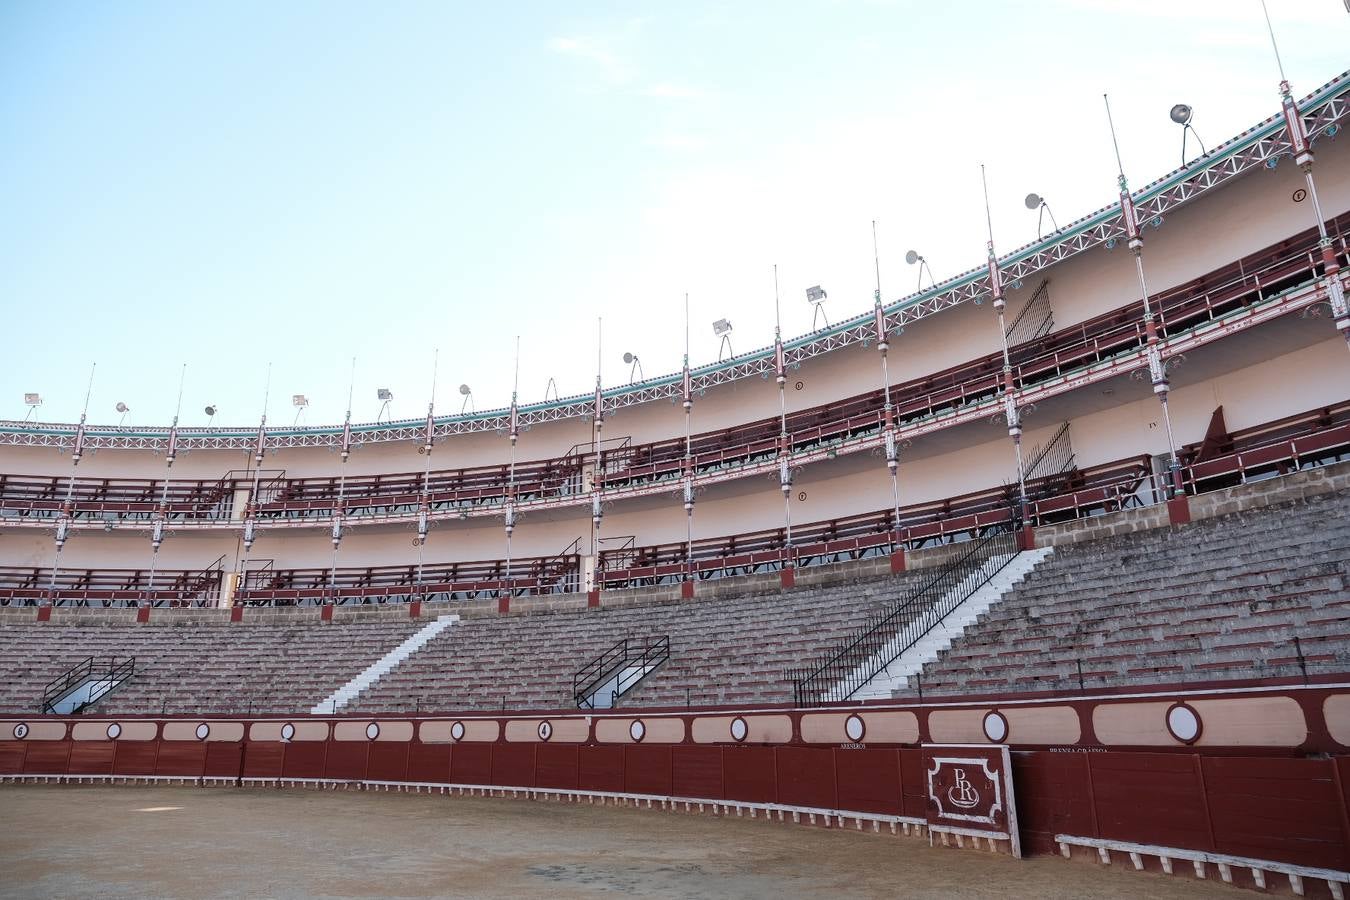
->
805;285;829;328
458;384;471;396
1170;104;1206;167
204;405;217;417
291;395;309;426
906;251;934;291
622;352;644;383
22;393;42;423
459;384;474;414
713;319;734;361
1025;192;1060;239
115;402;129;413
376;388;393;401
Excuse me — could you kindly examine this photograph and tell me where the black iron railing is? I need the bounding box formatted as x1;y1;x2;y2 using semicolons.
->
40;655;135;714
789;527;1020;707
573;635;670;709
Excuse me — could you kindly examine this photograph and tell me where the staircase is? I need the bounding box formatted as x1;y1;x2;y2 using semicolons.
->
42;656;135;714
310;615;458;714
574;636;669;709
790;527;1025;706
851;547;1052;700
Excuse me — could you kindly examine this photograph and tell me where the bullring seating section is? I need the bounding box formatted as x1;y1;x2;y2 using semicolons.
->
904;488;1350;696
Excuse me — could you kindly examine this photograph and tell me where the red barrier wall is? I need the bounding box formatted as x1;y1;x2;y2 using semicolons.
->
5;731;1348;872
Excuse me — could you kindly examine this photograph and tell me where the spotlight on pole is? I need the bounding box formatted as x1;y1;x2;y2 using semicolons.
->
1024;192;1061;240
1170;103;1206;167
712;318;734;361
905;250;935;292
376;388;393;422
805;285;829;330
291;394;309;426
204;405;217;425
622;351;644;383
22;393;42;422
459;383;474;414
115;402;130;426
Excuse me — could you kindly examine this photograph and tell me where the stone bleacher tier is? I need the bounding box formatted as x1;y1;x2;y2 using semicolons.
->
0;470;1347;716
904;488;1350;696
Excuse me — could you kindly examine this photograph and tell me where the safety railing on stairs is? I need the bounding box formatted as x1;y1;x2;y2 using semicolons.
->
573;635;670;709
40;655;135;714
789;526;1021;707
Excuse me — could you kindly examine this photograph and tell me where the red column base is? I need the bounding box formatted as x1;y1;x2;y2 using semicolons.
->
680;579;694;600
230;605;244;623
890;548;907;574
780;566;796;589
587;589;600;608
36;605;52;622
497;594;510;615
1167;495;1192;525
136;606;151;623
1019;524;1037;552
409;600;422;619
320;604;334;622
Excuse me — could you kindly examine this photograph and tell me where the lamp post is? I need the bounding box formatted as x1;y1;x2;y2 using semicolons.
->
871;221;906;571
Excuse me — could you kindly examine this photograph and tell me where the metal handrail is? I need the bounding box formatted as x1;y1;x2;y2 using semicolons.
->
573;635;670;708
40;655;136;714
790;526;1020;707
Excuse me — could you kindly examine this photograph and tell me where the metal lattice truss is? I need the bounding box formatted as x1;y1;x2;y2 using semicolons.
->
24;269;1343;535
3;71;1348;454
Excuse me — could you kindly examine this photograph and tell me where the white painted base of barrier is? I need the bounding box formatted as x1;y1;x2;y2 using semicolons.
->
1056;834;1350;899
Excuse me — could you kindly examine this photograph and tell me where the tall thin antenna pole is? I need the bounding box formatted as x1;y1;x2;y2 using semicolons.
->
145;363;187;604
872;221;904;551
980;165;1030;526
681;292;696;594
1103;96;1185;495
1257;0;1349;354
503;336;521;607
47;363;97;605
772;265;794;575
1259;0;1287;83
327;356;356;606
415;349;439;594
236;363;272;605
590;319;605;594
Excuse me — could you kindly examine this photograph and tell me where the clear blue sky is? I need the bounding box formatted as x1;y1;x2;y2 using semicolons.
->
2;1;1347;427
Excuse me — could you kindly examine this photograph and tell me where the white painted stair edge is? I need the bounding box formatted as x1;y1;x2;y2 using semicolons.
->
310;615;458;715
850;547;1054;701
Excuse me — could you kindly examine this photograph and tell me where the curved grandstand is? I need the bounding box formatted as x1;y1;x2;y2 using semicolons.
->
4;57;1350;899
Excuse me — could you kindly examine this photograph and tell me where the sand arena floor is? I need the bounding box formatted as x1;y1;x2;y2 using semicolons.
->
1;785;1248;899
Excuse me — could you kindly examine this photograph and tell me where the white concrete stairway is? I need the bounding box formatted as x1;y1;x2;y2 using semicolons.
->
309;615;458;715
850;547;1053;701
